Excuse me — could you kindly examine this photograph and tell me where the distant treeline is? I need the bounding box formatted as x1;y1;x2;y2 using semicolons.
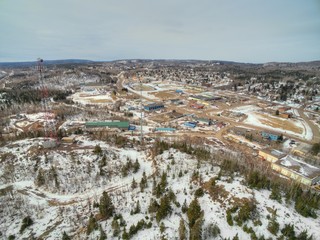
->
0;89;72;108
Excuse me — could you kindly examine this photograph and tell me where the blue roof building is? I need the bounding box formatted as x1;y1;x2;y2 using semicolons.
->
184;122;197;128
261;132;280;141
128;125;136;131
144;103;165;111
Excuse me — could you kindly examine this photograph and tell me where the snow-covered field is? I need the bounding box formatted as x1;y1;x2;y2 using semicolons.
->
70;90;113;105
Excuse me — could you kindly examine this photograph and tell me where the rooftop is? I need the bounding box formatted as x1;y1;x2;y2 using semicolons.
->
275;155;320;179
85;121;129;128
260;149;285;157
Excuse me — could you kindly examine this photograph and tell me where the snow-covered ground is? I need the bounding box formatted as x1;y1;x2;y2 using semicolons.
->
230;105;313;141
1;139;319;239
70;91;114;105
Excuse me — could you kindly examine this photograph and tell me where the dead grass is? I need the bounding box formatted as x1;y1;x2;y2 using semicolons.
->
203;179;252;208
150;91;176;100
87;98;112;103
132;84;154;91
48;199;78;206
256;113;302;133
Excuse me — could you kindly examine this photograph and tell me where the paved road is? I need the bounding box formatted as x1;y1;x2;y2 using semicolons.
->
297;106;320;143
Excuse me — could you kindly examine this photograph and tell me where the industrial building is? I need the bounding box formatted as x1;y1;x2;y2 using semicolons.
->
292;143;312;157
261;132;281;141
85;121;130;129
155;128;176;132
193;117;212;125
144;103;165;111
190;103;204;109
189;92;222;102
258;149;286;163
184;122;197;128
271;155;320;186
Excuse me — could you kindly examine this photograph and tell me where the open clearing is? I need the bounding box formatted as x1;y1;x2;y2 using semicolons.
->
149;90;177;100
255;113;303;134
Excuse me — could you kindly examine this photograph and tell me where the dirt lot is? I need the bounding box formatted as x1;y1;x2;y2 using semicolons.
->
149;91;177;100
132;84;155;91
86;98;112;103
256;113;303;134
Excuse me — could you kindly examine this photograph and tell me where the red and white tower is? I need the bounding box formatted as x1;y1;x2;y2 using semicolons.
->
37;58;57;147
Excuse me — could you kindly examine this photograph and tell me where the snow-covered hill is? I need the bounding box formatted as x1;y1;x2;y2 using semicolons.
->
0;137;319;239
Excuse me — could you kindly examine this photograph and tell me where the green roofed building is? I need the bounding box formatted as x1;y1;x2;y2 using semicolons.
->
85;121;129;129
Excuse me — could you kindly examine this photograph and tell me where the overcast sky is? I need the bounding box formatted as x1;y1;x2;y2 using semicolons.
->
0;0;319;63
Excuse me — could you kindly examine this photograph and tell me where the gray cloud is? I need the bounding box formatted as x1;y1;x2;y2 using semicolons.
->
0;0;319;62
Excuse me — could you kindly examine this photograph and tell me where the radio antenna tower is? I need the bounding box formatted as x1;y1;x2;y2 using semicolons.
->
37;58;57;148
139;76;144;144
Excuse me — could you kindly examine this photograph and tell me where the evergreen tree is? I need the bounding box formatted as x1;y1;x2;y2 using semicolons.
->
267;218;279;235
111;218;120;237
296;230;313;240
99;191;115;219
140;171;148;192
232;233;239;240
93;144;102;155
99;155;107;168
36;168;45;187
133;159;140;173
187;198;203;228
156;195;172;222
190;217;203;240
160;172;168;192
152;177;157;195
181;199;188;213
62;231;71;240
131;178;137;189
311;143;320;156
179;218;187;240
87;214;98;235
20;216;33;234
281;224;295;239
270;184;282;203
99;224;107;240
148;198;160;214
160;222;166;234
155;183;162;198
122;227;129;240
133;200;141;214
206;223;220;238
